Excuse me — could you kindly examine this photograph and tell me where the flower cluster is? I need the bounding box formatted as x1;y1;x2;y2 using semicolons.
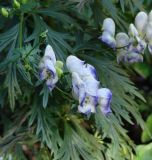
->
39;45;63;91
99;11;152;63
66;55;112;115
39;46;112;115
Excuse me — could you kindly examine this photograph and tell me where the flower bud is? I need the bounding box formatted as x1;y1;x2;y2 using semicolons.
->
13;0;20;9
55;61;63;69
128;24;138;37
56;67;63;78
1;8;9;17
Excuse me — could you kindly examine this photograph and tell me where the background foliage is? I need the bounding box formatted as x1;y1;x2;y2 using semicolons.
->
0;0;151;159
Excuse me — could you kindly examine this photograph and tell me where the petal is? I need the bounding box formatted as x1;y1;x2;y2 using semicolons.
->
78;105;92;115
46;79;55;91
146;22;152;42
39;68;47;80
97;88;112;115
148;10;152;22
83;64;98;80
116;49;127;63
66;55;84;74
136;39;147;53
78;100;96;114
102;18;115;36
44;58;56;78
72;72;86;103
148;42;152;54
125;52;143;63
46;74;58;91
116;32;129;48
83;76;99;96
44;44;56;65
99;31;116;49
128;24;139;38
135;11;148;35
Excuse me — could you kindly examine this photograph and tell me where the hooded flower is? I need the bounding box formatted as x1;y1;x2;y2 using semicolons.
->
135;11;148;37
66;55;112;115
72;72;99;114
99;18;116;49
97;88;112;115
66;56;100;114
39;44;62;91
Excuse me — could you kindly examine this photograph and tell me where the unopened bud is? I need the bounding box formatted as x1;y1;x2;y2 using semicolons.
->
1;8;9;17
13;0;20;9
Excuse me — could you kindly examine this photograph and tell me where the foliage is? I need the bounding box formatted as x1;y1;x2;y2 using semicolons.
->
0;0;149;159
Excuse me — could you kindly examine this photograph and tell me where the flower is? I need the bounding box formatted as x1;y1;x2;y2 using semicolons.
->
66;55;112;115
99;18;116;49
39;44;62;91
67;56;100;114
135;11;148;36
97;88;112;115
72;72;98;114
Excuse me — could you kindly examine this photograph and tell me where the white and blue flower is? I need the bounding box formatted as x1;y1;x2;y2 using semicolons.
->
39;44;60;91
66;55;112;115
97;88;112;115
135;11;148;37
99;18;116;49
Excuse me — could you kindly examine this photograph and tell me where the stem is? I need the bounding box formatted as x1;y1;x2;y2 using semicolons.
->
19;14;24;48
55;86;74;101
116;44;130;50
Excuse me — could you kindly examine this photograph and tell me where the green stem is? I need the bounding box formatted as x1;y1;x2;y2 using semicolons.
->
19;13;24;48
55;86;74;101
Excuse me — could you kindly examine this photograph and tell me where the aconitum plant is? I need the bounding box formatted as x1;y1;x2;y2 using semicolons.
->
0;0;149;160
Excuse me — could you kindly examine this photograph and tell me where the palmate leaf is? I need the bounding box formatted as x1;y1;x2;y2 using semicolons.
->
36;7;78;26
26;14;71;63
0;24;19;55
4;64;21;110
56;116;104;160
95;107;134;159
28;100;63;156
